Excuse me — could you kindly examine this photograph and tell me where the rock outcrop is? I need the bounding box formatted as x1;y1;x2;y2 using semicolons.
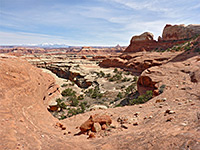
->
137;54;200;95
80;114;112;133
99;58;127;69
100;52;179;74
0;56;70;150
161;24;200;41
124;24;200;53
125;32;158;53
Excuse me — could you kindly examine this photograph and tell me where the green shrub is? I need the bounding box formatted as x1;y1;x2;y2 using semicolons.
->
77;94;84;100
109;72;123;82
67;108;82;117
106;73;111;78
114;68;118;73
96;71;105;78
159;84;166;94
117;92;123;99
61;88;76;97
133;76;138;82
68;96;79;107
122;77;131;82
80;101;87;112
114;104;121;107
85;86;103;99
124;71;130;75
99;71;105;77
59;114;67;120
125;83;136;95
61;84;68;87
56;98;67;109
130;90;153;105
121;85;125;89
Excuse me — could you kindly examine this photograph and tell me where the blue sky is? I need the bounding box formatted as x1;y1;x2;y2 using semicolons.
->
0;0;200;46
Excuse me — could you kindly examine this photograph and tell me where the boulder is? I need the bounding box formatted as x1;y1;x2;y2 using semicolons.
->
91;114;112;125
89;105;108;111
80;114;112;132
91;123;101;132
101;124;107;130
80;117;93;132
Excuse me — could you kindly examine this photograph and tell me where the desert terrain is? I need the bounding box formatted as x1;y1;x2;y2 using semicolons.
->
0;24;200;150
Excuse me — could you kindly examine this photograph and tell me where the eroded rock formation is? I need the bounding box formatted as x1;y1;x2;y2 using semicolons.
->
125;32;158;53
124;24;200;53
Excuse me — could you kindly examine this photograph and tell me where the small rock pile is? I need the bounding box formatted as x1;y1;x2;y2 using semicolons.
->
80;114;112;138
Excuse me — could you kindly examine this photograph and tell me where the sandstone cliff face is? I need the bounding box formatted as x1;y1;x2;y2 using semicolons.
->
99;52;179;74
161;24;200;41
125;32;158;53
99;58;128;69
0;55;67;150
124;24;200;53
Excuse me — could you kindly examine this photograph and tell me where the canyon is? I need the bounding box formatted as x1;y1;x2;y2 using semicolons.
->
0;24;200;150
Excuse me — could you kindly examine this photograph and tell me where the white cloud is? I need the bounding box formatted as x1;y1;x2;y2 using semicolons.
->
0;31;77;45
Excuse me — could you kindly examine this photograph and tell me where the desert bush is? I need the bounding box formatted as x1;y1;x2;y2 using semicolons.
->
80;101;87;112
109;72;123;82
113;68;118;73
68;96;79;107
85;86;103;99
61;83;68;87
125;83;136;95
159;84;166;94
122;77;131;82
133;76;138;82
121;85;125;89
99;71;105;77
67;108;82;117
59;114;67;120
96;71;105;78
117;92;123;99
106;73;111;78
124;71;131;75
130;90;153;105
77;94;84;100
61;88;76;97
56;98;67;109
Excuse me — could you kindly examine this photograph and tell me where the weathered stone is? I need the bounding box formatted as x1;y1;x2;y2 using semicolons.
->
91;114;112;125
80;114;112;133
91;123;101;132
80;118;93;132
101;124;107;130
88;132;95;139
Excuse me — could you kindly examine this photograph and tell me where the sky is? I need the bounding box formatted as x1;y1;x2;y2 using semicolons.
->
0;0;200;46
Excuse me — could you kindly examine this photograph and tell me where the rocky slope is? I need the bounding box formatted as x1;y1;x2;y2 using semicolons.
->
99;24;200;74
1;23;200;150
1;48;200;150
99;51;179;75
